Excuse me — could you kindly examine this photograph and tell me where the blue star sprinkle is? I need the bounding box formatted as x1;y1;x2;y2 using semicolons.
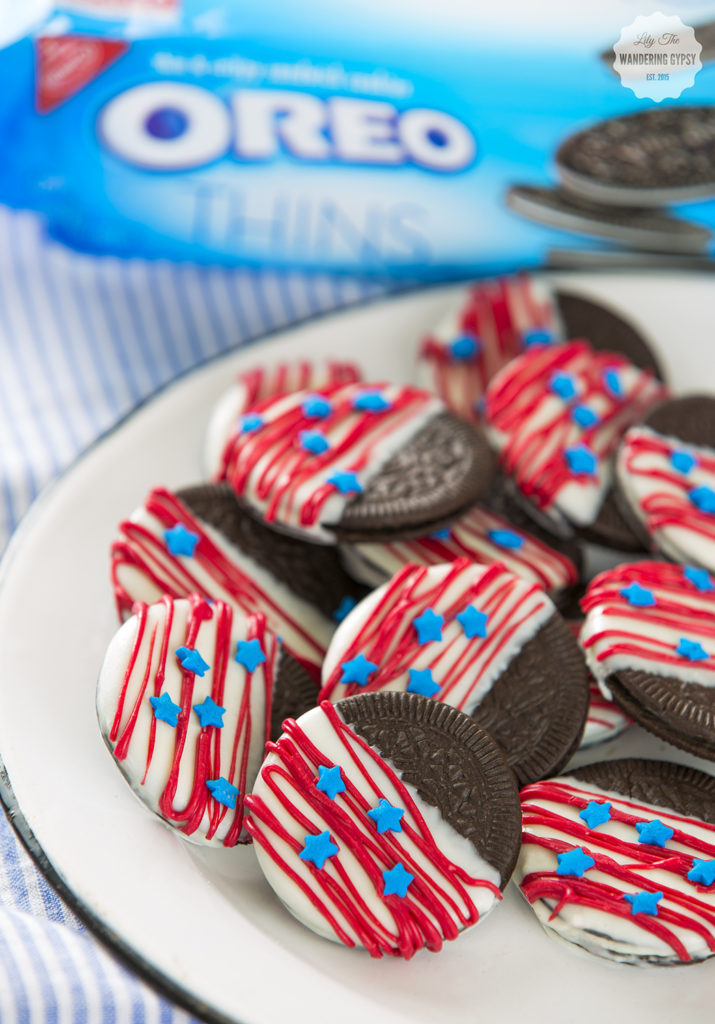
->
636;819;674;848
690;486;715;514
406;667;441;698
367;798;405;834
688;859;715;887
620;582;657;608
206;776;239;808
550;372;578;401
327;470;363;495
456;605;489;639
193;696;226;728
602;368;623;398
579;801;612;830
164;523;199;556
382;862;414;897
316;765;346;800
352;390;392;413
684;566;715;593
175;646;210;677
556;847;595;877
340;653;378;687
299;831;338;869
676;637;709;662
564;444;598;477
149;692;182;727
487;528;524;550
299;429;330;455
238;413;264;434
449;334;479;360
671;450;698;474
522;328;553;348
571;404;600;429
430;527;451;540
234;639;267;673
302;394;332;419
413;608;445;644
333;596;357;623
624;891;663;916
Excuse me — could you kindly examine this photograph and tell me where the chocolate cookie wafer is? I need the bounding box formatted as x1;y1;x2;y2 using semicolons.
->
245;692;521;957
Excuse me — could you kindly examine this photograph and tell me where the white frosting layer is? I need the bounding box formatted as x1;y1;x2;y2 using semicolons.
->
247;703;501;954
97;597;276;847
580;683;631;748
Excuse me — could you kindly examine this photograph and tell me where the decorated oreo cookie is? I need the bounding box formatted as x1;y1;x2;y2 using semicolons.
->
218;381;495;544
517;759;715;965
319;559;589;784
580;561;715;761
96;595;316;847
205;359;361;478
245;693;521;958
338;499;580;607
483;340;668;546
616;396;715;573
111;483;367;680
565;620;631;749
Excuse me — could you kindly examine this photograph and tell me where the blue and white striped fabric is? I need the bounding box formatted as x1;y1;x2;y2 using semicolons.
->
0;203;397;1022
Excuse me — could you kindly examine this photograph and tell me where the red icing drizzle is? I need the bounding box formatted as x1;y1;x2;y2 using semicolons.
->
219;382;439;531
109;595;275;846
244;701;500;958
111;486;325;679
318;559;548;708
581;561;715;677
620;427;715;543
483;341;668;513
520;779;715;962
566;620;631;736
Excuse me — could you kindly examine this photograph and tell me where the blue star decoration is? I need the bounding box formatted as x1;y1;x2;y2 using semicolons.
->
193;696;226;728
164;523;199;556
149;692;182;727
406;667;441;698
449;334;479;360
368;798;404;834
413;608;445;644
382;862;414;897
235;638;267;673
602;368;623;398
564;444;598;477
175;646;210;677
430;527;451;540
316;765;346;800
299;830;339;869
676;637;709;662
340;653;378;687
302;394;332;419
352;390;392;413
684;566;715;593
570;404;600;428
456;605;489;639
671;450;698;475
620;582;657;608
688;859;715;887
299;430;330;455
327;470;363;495
690;486;715;514
624;890;663;916
556;847;595;877
635;819;674;848
238;413;264;433
206;776;239;809
579;801;612;829
487;528;524;550
522;328;553;349
550;372;578;401
333;596;357;623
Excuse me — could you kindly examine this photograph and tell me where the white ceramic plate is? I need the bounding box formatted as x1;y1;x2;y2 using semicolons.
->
1;274;715;1024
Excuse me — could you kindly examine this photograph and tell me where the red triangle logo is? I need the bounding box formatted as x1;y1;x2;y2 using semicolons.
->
35;36;128;114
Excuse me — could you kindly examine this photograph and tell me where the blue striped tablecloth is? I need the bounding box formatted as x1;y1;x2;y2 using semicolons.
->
0;203;396;1022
